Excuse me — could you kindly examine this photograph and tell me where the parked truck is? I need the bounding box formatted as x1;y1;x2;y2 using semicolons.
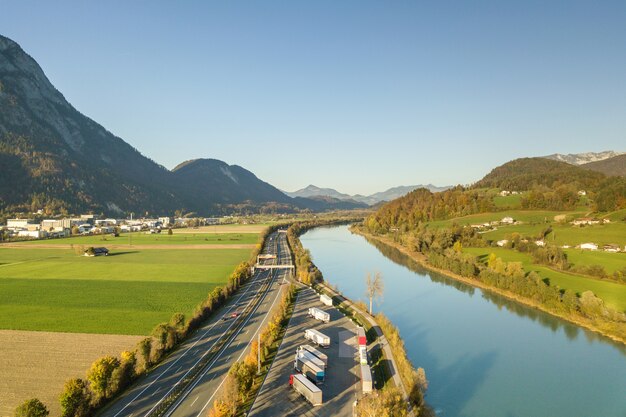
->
290;373;323;406
360;364;373;393
359;347;368;365
299;345;328;367
308;307;330;323
304;328;331;348
297;349;326;371
320;293;333;307
294;352;325;384
356;326;367;348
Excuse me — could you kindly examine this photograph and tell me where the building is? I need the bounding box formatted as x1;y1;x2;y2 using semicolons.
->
578;243;598;251
7;219;37;228
535;240;546;247
571;218;600;226
501;216;515;224
496;239;509;247
603;244;620;253
578;190;587;196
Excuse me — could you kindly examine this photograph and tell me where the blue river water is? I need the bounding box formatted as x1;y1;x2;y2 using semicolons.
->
300;225;626;417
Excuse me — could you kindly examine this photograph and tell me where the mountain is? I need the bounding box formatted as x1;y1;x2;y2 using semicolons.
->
0;34;345;216
284;184;451;206
284;185;354;201
581;154;626;177
474;157;607;191
542;151;623;166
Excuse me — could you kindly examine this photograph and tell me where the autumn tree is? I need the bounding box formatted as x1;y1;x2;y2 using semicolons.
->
87;355;120;400
14;399;49;417
59;378;91;417
365;272;384;314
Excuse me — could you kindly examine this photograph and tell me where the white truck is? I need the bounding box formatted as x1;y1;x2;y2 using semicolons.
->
360;364;373;393
290;373;323;406
297;349;326;371
299;345;328;368
304;328;331;348
294;353;325;384
320;293;333;307
359;346;368;365
308;307;330;323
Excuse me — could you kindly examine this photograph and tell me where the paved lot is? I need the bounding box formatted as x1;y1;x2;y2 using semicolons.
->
248;287;360;417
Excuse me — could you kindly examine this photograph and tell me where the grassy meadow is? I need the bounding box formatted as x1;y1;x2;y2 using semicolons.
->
0;232;258;335
464;247;626;312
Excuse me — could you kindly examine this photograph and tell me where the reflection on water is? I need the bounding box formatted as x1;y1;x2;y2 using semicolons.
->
302;225;626;417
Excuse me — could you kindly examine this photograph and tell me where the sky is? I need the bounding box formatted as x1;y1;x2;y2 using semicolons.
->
1;1;625;195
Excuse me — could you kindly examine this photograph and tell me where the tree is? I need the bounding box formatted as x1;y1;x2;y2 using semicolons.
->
59;378;91;417
365;272;384;315
168;228;173;236
137;337;152;369
87;355;120;400
14;399;49;417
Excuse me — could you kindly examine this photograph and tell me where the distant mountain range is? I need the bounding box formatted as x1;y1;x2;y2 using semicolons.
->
283;184;452;206
0;34;363;216
543;151;623;166
580;154;626;177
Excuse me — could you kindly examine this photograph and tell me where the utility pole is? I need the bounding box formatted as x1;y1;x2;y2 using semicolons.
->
257;332;261;374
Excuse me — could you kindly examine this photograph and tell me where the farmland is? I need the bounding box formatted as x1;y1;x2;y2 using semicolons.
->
0;231;259;335
0;330;142;417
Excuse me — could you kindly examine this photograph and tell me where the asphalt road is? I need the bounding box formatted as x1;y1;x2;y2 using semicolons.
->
99;231;292;417
247;287;360;417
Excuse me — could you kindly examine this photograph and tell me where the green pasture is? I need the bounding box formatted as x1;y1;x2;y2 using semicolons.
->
0;246;253;334
564;249;626;274
464;247;626;312
481;222;626;247
428;210;585;229
19;232;258;246
492;194;523;209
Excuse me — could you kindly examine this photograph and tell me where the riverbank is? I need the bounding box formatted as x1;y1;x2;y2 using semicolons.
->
352;226;626;347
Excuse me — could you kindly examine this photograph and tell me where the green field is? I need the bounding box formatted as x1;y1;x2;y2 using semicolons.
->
492;194;523;209
428;210;586;229
564;249;626;274
481;222;626;247
0;245;254;335
19;232;258;246
464;247;626;312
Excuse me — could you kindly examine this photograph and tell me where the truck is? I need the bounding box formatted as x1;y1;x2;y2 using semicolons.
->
294;352;325;384
290;373;323;406
360;364;373;393
299;344;328;367
304;328;331;348
356;326;367;348
359;346;368;365
308;307;330;323
320;293;333;307
297;349;326;371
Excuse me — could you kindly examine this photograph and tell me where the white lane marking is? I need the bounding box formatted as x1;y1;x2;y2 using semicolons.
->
190;396;199;407
109;266;267;417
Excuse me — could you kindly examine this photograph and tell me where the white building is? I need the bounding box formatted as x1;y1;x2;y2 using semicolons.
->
579;243;598;251
496;239;509;247
501;216;515;224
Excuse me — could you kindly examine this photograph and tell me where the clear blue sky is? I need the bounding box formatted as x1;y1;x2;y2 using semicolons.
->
1;1;625;195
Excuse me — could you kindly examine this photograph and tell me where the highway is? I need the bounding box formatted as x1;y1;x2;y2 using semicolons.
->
99;231;292;417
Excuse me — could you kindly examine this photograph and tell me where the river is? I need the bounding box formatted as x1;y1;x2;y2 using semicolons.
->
300;225;626;417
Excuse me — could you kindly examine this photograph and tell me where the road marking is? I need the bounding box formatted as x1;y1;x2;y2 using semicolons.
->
190;396;199;407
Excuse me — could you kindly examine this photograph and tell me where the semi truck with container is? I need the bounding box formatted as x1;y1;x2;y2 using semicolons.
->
308;307;330;323
356;326;367;348
297;349;326;371
360;364;373;393
290;373;323;406
304;328;331;348
320;293;333;307
299;345;328;367
294;352;325;384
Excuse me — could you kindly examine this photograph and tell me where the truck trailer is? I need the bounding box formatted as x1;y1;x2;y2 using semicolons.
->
356;326;367;348
304;328;331;348
294;353;325;384
359;346;368;365
320;293;333;307
299;345;328;367
308;307;330;323
360;364;373;393
290;373;323;406
297;349;326;371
